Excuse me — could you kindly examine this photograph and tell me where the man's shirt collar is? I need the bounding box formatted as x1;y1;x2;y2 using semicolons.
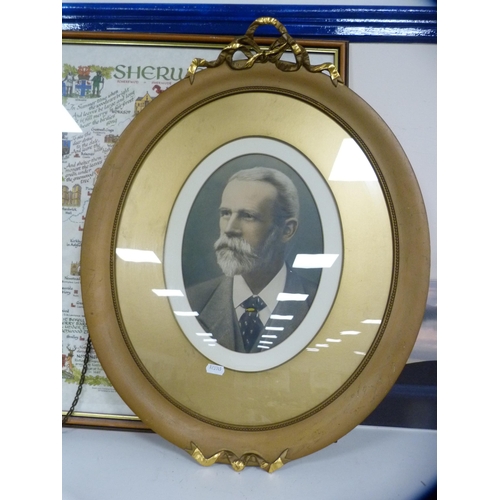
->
233;264;287;313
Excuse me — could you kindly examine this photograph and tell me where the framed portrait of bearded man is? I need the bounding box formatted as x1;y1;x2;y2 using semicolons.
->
168;138;342;371
80;18;429;471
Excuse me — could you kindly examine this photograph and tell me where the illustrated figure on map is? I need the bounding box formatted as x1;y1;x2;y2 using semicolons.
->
62;72;76;97
92;71;104;97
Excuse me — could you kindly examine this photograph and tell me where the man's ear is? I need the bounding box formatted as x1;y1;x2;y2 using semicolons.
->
281;218;298;243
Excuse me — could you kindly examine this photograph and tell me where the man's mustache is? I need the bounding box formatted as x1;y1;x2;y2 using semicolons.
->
214;235;258;258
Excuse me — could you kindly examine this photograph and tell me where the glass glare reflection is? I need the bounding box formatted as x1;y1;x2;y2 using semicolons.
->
340;331;361;335
62;105;83;133
326;338;341;343
329;138;378;182
270;314;293;320
174;311;199;317
265;326;284;331
362;319;382;324
276;292;309;301
292;253;339;269
152;289;184;297
116;248;161;263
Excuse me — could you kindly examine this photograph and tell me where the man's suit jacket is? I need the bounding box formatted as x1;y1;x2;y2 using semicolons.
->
187;267;318;353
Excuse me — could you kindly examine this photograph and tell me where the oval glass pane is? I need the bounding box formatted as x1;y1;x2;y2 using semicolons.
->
113;92;392;426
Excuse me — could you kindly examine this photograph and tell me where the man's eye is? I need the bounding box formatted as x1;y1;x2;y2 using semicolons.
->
242;213;255;220
219;210;230;218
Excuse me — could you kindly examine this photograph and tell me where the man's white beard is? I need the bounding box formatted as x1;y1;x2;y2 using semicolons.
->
214;228;281;277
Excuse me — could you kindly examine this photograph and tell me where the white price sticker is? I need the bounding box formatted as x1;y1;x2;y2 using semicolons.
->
206;363;225;376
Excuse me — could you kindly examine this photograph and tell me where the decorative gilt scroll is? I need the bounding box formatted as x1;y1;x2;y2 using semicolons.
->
186;443;289;473
187;17;343;86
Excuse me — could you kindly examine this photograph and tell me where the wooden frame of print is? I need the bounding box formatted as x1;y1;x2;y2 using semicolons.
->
79;21;430;470
61;32;347;429
63;32;347;85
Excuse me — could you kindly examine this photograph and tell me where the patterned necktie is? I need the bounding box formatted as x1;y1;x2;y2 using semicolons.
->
239;295;266;353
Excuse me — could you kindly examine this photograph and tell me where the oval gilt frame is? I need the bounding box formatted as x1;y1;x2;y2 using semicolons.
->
81;60;430;471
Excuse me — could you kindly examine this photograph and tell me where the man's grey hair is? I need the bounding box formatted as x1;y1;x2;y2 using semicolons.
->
227;167;299;224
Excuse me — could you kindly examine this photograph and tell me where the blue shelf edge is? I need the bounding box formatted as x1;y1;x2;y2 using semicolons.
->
62;3;437;43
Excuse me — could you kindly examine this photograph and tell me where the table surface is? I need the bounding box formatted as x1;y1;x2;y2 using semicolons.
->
62;424;437;500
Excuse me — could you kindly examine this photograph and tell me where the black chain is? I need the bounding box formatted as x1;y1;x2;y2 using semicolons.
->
62;335;93;425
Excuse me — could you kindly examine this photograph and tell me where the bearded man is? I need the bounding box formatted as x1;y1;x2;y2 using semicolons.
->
186;167;317;353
